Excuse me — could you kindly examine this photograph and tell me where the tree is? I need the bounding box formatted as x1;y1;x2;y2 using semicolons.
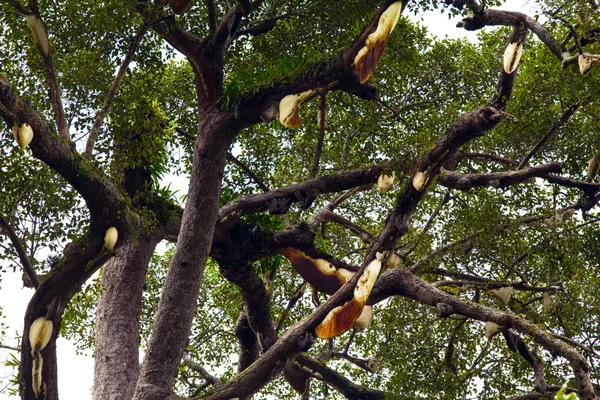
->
1;0;600;399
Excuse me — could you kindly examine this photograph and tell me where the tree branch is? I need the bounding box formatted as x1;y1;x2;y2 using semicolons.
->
314;210;374;243
447;152;519;168
227;153;270;192
234;311;260;372
0;213;40;288
204;0;217;34
182;354;221;387
0;344;20;352
329;352;378;373
276;283;307;333
85;23;149;157
438;162;562;191
309;93;326;180
545;174;600;196
517;101;584;170
23;1;69;137
216;164;384;225
457;8;589;67
295;354;387;399
432;279;558;294
369;270;597;399
235;11;293;37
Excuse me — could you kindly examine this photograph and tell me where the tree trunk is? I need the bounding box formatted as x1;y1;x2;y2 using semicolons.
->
94;233;162;400
133;108;238;400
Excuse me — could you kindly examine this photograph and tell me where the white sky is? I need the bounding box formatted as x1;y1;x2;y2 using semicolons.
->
0;1;543;398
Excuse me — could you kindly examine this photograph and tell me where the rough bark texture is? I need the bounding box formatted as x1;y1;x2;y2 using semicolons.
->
94;233;162;400
133;109;238;400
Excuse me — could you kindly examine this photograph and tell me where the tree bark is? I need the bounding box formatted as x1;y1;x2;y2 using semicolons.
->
133;108;238;400
94;233;163;400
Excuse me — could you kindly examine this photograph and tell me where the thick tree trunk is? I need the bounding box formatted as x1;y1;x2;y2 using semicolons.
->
133;109;238;400
93;233;162;400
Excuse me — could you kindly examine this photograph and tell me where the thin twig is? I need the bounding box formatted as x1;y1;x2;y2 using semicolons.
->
517;101;583;170
0;214;40;288
182;354;221;387
550;332;600;357
27;0;69;137
309;93;326;180
276;282;306;333
0;344;20;352
85;23;149;157
5;0;29;14
330;351;375;373
405;189;451;257
227;153;270;192
554;15;583;54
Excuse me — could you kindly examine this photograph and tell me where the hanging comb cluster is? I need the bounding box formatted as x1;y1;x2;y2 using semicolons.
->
578;53;600;75
353;1;405;83
13;123;34;149
29;317;53;398
279;248;355;295
279;248;379;339
279;90;319;129
315;253;382;338
503;41;523;74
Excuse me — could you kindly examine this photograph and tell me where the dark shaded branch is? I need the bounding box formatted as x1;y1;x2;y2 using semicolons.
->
235;11;292;37
517;101;583;169
396;96;445;114
227;153;270;192
0;344;20;351
309;93;326;179
489;25;527;111
204;0;217;34
438;162;562;191
4;0;28;13
217;164;384;224
0;214;40;288
554;15;583;54
276;283;307;333
425;267;489;283
235;311;260;372
327;183;374;212
546;174;600;196
432;279;558;294
457;9;572;64
444;318;467;373
551;333;600;357
85;24;149;157
314;210;373;243
25;2;69;137
371;106;503;263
